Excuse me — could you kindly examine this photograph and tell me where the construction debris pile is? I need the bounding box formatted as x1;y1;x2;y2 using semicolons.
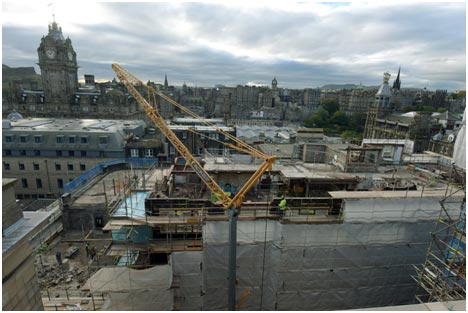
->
35;246;91;293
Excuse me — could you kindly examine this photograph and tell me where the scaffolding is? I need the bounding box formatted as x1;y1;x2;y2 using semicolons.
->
413;165;466;303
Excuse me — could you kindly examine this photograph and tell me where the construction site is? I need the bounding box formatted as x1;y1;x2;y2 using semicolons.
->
3;65;466;311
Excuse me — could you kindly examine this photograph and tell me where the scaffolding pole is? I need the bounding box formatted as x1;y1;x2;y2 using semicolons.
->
413;165;466;303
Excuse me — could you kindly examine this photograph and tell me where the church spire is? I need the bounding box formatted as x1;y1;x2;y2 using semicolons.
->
164;73;168;89
393;66;401;91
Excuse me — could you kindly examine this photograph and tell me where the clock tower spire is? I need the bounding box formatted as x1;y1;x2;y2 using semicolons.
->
38;20;78;113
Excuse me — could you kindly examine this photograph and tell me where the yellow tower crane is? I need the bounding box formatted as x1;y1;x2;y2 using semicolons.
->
112;64;276;310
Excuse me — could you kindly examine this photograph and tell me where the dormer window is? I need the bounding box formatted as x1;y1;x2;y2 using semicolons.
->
99;136;109;145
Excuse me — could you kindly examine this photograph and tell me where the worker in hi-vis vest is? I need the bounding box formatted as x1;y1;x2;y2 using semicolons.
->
279;196;287;217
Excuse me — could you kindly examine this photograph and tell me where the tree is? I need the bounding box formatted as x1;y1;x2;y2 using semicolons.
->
320;99;340;116
349;113;367;133
304;109;329;128
341;130;362;143
329;110;349;132
330;111;349;126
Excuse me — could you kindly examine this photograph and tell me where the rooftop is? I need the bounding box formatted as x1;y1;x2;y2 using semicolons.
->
2;210;55;253
2;178;17;189
3;118;146;133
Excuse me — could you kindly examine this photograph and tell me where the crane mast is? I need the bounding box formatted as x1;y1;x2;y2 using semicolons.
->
112;64;276;310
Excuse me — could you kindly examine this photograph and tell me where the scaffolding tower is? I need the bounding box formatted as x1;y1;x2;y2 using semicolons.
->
414;165;466;303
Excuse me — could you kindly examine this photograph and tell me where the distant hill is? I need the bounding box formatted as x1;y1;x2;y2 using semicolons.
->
2;64;42;89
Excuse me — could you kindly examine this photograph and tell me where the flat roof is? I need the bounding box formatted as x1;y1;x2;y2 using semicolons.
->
204;162;359;180
204;163;261;172
3;118;145;132
168;125;234;132
2;211;53;253
279;163;356;180
329;189;464;199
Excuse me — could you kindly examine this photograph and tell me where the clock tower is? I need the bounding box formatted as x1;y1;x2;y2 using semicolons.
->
37;20;78;111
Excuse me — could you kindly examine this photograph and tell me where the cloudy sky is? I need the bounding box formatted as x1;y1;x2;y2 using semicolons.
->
2;0;466;90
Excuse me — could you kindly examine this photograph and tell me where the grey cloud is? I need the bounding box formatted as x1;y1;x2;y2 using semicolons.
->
2;2;465;91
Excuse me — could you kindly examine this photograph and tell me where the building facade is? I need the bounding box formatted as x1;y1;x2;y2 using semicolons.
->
2;118;146;198
2;179;44;311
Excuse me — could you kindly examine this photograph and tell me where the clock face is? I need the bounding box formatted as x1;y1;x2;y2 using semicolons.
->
46;49;55;59
68;52;73;61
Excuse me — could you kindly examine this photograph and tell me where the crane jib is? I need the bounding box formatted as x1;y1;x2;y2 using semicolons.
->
191;162;211;184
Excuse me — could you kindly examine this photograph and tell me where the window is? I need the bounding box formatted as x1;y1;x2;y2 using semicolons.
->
56;150;62;156
20;135;28;143
57;178;64;189
20;150;26;156
68;136;75;144
182;132;187;139
5;149;11;156
55;163;61;171
144;149;154;157
19;162;25;170
130;149;139;158
56;136;64;144
34;150;41;156
34;136;42;143
80;163;86;171
67;163;74;171
99;136;109;145
21;178;28;188
80;136;88;144
4;162;10;170
68;150;75;157
36;178;43;189
33;163;40;171
80;150;87;157
5;135;13;142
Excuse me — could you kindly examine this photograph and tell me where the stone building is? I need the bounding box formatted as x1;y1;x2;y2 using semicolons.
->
364;72;394;139
339;87;377;115
2;21;145;120
302;88;321;110
2;179;44;311
2;118;146;198
37;20;79;111
166;117;236;157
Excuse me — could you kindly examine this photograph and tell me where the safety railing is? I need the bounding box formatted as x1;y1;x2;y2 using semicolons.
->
64;158;158;194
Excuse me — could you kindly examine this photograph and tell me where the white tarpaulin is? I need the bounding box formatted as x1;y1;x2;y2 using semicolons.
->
83;265;173;310
453;110;466;169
